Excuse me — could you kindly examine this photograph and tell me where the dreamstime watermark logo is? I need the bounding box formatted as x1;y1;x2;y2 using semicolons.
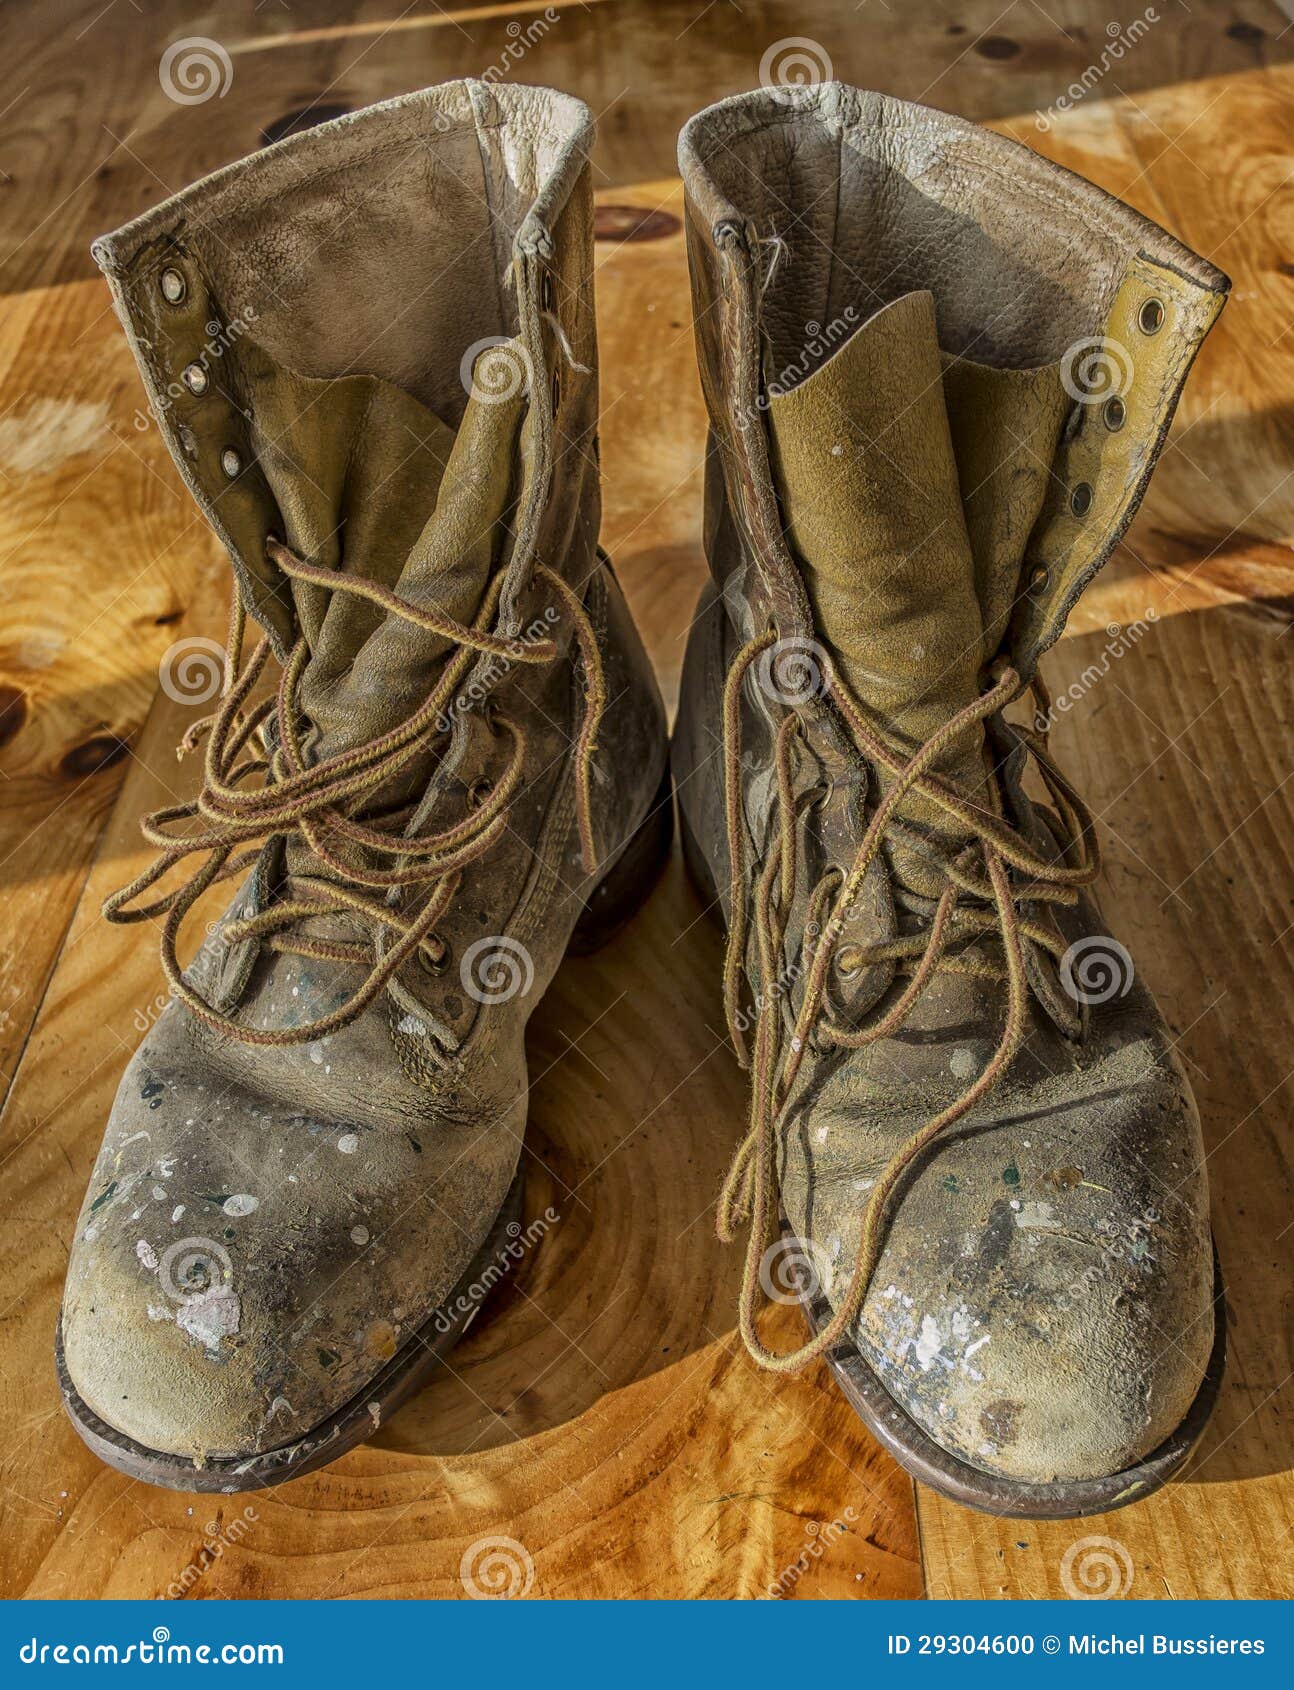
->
460;337;533;404
1060;1534;1135;1599
734;309;861;428
160;37;233;105
132;304;258;432
759;37;834;102
1035;9;1159;130
1061;335;1135;405
767;1506;858;1598
158;1236;233;1301
165;1506;259;1599
1059;936;1135;1006
482;7;561;83
1056;1204;1160;1313
756;636;828;706
434;605;559;734
460;1534;535;1599
434;1206;559;1334
1032;613;1157;733
759;1234;827;1305
159;637;227;707
460;936;535;1005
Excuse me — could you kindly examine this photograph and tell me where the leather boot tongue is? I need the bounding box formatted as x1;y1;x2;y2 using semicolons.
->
766;290;989;891
245;340;529;761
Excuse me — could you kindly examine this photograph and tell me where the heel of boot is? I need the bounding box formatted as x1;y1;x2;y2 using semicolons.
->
569;769;673;955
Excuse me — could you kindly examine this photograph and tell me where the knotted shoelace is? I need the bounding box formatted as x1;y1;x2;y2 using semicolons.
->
105;539;606;1047
717;628;1100;1372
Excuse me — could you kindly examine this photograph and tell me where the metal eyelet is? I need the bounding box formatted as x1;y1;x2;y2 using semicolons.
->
419;938;450;977
550;369;561;416
220;447;243;479
835;944;866;981
1138;297;1165;335
182;362;209;396
1069;482;1094;519
467;777;493;810
541;271;555;312
159;267;186;305
1102;395;1126;431
1030;565;1049;593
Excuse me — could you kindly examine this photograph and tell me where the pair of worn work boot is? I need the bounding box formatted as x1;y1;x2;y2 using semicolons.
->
58;80;1227;1518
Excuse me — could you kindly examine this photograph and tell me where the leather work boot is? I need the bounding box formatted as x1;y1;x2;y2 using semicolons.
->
673;85;1229;1516
57;83;669;1490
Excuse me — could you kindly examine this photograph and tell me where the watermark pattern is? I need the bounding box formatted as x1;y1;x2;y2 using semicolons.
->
164;1507;259;1599
1032;614;1158;733
1035;10;1159;130
735;309;861;429
1056;1204;1160;1313
435;606;559;735
1060;1534;1135;1598
482;8;561;83
767;1506;858;1598
459;337;533;405
159;637;227;707
756;636;828;706
759;37;834;103
1059;935;1135;1005
158;1236;234;1301
460;936;535;1005
460;1534;535;1599
159;38;233;105
759;1234;827;1305
131;304;258;433
434;1206;559;1334
1060;335;1135;405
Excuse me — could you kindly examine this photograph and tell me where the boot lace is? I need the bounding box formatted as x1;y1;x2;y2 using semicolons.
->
105;539;606;1048
718;627;1100;1372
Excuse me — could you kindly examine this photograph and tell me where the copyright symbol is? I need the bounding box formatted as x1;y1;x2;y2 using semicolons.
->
1043;1636;1061;1655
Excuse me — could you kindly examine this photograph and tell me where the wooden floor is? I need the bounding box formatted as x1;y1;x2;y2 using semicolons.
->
1;0;1292;1600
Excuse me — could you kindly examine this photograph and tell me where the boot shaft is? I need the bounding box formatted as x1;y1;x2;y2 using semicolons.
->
679;84;1228;703
92;81;602;744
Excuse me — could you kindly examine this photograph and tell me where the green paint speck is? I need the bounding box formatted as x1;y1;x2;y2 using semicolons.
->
1002;1160;1021;1187
941;1174;960;1193
89;1181;118;1212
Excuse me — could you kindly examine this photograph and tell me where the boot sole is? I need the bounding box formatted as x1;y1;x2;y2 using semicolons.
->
679;800;1227;1518
57;768;674;1493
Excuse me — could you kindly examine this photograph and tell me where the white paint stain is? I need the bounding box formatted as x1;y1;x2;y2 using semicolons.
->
176;1284;240;1351
397;1014;427;1038
1015;1200;1057;1230
915;1314;942;1371
136;1239;159;1271
223;1194;259;1217
350;1226;370;1246
950;1047;976;1079
337;1134;359;1155
171;1205;186;1223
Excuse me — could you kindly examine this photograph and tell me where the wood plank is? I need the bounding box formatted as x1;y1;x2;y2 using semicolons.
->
0;277;221;1100
917;63;1294;1602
